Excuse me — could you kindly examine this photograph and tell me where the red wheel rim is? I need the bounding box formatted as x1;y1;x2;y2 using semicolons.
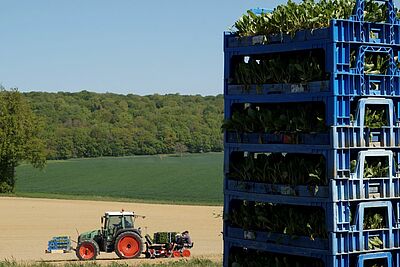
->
173;251;181;257
117;236;139;258
182;249;191;257
79;243;95;259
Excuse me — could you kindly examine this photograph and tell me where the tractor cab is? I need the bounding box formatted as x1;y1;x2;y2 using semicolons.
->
102;211;136;241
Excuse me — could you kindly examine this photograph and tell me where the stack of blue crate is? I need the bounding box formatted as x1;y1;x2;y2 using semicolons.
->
46;236;71;253
223;0;400;266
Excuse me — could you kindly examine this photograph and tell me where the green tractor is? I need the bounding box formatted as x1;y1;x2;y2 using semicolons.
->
76;211;145;260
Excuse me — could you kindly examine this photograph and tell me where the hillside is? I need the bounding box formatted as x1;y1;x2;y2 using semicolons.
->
24;91;224;159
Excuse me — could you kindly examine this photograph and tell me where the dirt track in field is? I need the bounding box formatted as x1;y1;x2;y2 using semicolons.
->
0;197;223;264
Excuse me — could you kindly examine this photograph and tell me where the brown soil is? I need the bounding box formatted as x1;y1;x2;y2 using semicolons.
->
0;197;223;263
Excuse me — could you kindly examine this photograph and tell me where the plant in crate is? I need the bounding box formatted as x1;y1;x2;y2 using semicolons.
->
223;107;265;144
224;103;327;145
351;156;389;178
350;50;390;75
229;156;255;182
222;111;251;143
364;209;385;230
233;0;388;38
233;62;253;93
364;107;387;128
228;201;328;240
364;209;385;250
230;153;327;192
232;53;327;93
364;160;389;178
364;0;388;23
350;106;388;146
289;53;323;85
348;207;385;250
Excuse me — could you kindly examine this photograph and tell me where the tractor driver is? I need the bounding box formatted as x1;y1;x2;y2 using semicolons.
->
111;216;131;232
181;231;192;246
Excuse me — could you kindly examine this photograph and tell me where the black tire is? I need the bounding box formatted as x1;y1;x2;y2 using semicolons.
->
76;240;99;261
115;231;143;259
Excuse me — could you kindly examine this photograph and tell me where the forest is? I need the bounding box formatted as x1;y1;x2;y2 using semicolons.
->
24;91;224;159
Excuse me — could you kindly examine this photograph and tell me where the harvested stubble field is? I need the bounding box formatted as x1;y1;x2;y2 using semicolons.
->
0;197;223;266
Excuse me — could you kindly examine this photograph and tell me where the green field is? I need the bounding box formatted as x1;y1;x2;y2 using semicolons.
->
15;153;223;205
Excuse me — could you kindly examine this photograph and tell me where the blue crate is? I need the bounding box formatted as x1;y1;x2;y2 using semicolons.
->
226;226;329;251
225;191;400;232
225;0;400;48
226;132;330;145
227;81;330;96
333;126;400;148
226;179;329;199
225;226;400;255
332;177;400;202
225;95;400;127
225;186;329;207
224;144;400;179
225;40;400;99
225;98;400;147
47;236;71;252
226;149;400;202
334;44;398;74
224;241;400;267
225;21;400;49
227;127;400;148
357;252;396;267
224;200;400;260
333;150;400;201
331;229;398;254
334;73;400;96
226;176;400;203
223;143;336;180
226;74;400;97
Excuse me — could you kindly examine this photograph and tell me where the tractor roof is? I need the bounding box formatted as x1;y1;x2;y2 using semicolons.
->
105;211;135;216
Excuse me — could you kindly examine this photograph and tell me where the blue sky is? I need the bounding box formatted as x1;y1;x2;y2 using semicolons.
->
1;0;399;96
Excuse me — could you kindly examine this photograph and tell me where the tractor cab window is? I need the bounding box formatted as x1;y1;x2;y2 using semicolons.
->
123;216;133;228
107;216;123;236
106;215;134;236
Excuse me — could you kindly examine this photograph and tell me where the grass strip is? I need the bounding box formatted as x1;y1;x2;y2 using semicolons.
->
0;258;221;267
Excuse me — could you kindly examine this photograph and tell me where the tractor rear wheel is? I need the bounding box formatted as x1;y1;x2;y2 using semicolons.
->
76;241;99;260
115;231;143;259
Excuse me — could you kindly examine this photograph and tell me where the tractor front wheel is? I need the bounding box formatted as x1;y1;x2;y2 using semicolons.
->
76;241;99;260
115;231;143;259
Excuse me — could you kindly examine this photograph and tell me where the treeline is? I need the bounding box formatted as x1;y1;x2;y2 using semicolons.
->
24;91;224;159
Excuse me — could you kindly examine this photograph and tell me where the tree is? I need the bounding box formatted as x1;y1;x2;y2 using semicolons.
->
174;142;188;157
0;89;46;192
